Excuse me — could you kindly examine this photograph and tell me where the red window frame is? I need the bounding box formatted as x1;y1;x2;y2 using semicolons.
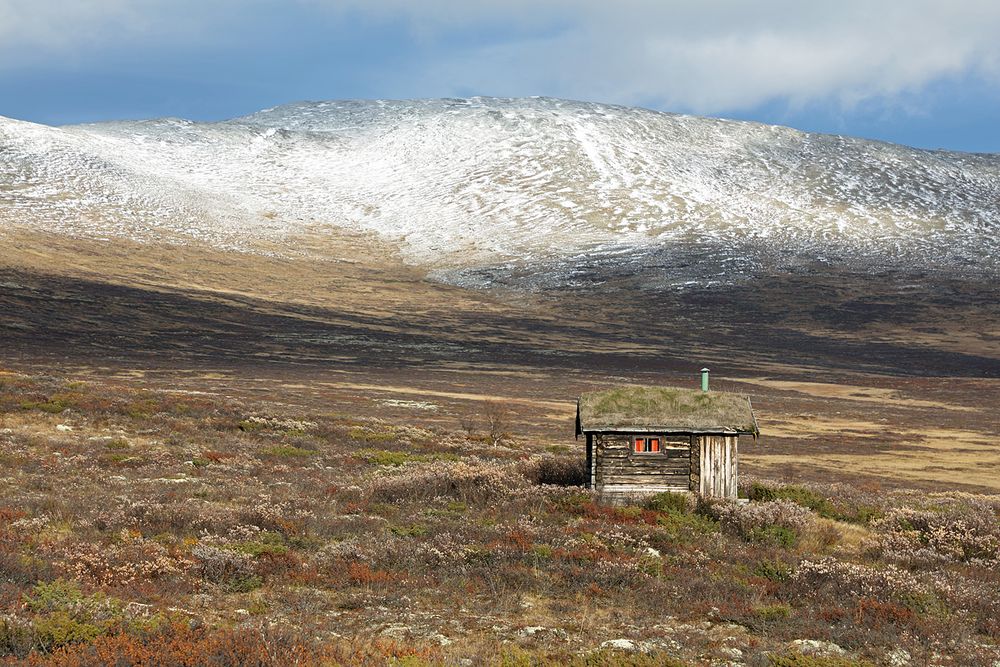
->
633;436;661;453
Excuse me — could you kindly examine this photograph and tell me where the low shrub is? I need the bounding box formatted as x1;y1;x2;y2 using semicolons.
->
550;492;599;515
10;579;130;655
0;618;33;657
649;510;719;545
369;459;528;504
357;449;458;466
200;450;231;463
239;416;317;434
754;559;793;582
0;541;54;586
346;562;394;585
869;504;1000;565
750;524;798;547
388;523;428;538
262;445;314;458
104;439;130;451
7;622;386;666
498;647;686;666
348;425;397;443
707;499;812;546
57;535;189;587
644;491;692;515
359;449;419;466
519;456;587;486
791;557;927;607
191;544;257;591
232;531;289;557
20;397;72;414
25;580;107;616
768;654;873;667
32;611;104;652
754;603;792;622
749;482;880;524
125;398;160;420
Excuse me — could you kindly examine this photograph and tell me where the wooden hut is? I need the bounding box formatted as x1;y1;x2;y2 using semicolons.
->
576;385;758;502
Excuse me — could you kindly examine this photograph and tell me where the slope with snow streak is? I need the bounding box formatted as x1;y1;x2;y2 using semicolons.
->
1;97;998;287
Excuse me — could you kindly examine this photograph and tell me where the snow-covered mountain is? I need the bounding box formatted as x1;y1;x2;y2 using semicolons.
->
2;97;998;287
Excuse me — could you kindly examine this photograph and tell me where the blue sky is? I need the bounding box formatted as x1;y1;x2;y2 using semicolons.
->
1;1;998;152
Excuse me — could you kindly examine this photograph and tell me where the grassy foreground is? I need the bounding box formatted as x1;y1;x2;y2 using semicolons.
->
0;369;998;666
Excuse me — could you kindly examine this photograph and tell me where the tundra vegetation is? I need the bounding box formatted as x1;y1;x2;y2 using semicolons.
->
0;370;998;665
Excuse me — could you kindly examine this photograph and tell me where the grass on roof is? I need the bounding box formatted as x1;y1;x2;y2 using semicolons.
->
578;385;757;433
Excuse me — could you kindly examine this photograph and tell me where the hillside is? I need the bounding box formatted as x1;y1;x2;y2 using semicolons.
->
2;98;998;291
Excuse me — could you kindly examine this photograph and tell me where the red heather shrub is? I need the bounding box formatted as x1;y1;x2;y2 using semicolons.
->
253;550;302;578
10;622;439;666
506;528;533;552
0;508;28;526
346;562;394;585
856;597;916;627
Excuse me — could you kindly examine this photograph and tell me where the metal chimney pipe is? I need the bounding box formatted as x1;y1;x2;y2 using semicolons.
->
701;367;710;392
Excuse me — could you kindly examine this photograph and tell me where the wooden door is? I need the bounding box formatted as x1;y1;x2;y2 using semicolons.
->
699;435;738;499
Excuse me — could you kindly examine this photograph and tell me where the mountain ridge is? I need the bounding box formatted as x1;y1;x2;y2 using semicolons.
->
2;97;998;288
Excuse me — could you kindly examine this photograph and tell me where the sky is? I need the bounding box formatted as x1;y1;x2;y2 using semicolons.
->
1;1;999;152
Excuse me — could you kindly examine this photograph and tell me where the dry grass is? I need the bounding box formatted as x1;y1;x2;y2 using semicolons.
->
0;368;998;665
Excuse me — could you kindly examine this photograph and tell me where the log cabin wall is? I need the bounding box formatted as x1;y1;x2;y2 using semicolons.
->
578;386;755;502
594;433;692;502
590;432;739;501
698;435;738;499
689;435;700;492
586;433;595;489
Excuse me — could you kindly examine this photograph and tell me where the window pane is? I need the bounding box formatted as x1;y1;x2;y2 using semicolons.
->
650;438;660;452
634;438;644;452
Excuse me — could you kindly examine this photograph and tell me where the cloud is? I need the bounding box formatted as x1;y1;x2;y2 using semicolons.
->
0;1;156;51
0;1;249;60
371;0;1000;113
1;0;998;114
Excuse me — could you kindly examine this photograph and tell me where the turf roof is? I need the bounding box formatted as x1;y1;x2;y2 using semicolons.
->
577;385;758;435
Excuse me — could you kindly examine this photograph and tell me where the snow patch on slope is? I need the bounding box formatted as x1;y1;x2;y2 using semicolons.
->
1;97;998;287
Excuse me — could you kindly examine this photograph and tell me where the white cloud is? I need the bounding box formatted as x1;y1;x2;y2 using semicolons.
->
375;0;1000;113
1;0;998;114
0;1;245;59
0;1;154;51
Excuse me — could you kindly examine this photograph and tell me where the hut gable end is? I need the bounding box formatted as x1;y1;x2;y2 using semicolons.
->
577;385;758;503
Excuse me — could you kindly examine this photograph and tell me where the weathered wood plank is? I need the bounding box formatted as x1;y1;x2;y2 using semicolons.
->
602;468;691;475
602;471;691;479
601;485;690;494
602;459;691;466
604;479;690;487
601;469;691;478
602;467;691;475
599;457;689;468
601;460;691;468
601;470;691;479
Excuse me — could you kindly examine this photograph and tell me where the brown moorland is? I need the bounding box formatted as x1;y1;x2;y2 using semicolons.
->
0;227;998;664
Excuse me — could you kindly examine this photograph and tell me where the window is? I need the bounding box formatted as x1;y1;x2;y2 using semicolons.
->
633;436;660;453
